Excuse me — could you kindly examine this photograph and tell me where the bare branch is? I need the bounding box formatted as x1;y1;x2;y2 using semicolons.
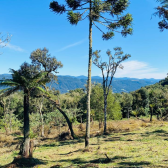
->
93;21;105;34
0;33;11;48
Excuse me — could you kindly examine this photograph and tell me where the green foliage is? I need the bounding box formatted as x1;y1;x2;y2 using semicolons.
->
50;0;133;39
60;88;85;109
90;84;104;121
0;106;3;119
131;110;139;117
29;128;38;139
111;0;129;14
154;0;168;30
30;47;63;82
131;88;149;116
30;112;41;128
102;32;115;40
0;113;22;130
66;0;81;10
44;110;66;126
92;0;102;20
67;11;81;24
49;1;66;14
90;84;122;120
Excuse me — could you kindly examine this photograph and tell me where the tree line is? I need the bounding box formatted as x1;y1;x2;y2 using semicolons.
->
1;74;168;139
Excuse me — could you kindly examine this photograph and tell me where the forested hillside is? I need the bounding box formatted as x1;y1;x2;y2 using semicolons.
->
53;76;160;93
0;74;160;93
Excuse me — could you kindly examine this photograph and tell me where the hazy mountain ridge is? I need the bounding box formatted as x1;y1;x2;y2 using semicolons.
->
49;75;161;93
0;74;161;93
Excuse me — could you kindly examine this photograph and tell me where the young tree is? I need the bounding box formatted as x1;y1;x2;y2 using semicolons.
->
0;97;11;135
31;90;45;137
92;47;130;133
49;0;133;147
90;83;121;128
90;83;104;126
154;0;168;31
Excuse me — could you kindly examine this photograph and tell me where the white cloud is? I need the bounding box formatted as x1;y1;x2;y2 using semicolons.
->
57;39;85;52
5;43;25;52
102;60;166;79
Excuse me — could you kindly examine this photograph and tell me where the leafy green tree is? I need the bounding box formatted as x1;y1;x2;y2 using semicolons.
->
49;0;133;147
30;47;63;81
92;47;130;133
90;83;104;126
106;90;122;120
90;84;122;128
121;92;133;119
154;0;168;31
131;88;149;117
149;90;159;121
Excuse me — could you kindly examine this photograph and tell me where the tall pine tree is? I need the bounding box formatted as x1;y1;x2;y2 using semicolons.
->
50;0;133;147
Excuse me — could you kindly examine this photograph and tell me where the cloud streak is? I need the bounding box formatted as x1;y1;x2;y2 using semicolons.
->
5;43;25;52
98;60;166;79
114;60;166;79
57;39;85;52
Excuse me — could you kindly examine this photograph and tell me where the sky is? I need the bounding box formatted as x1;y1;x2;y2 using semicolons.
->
0;0;168;79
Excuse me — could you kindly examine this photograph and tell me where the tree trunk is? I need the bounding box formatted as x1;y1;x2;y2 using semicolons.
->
80;116;82;124
127;108;129;119
9;110;12;133
4;104;9;135
7;98;12;133
85;1;92;148
56;106;75;139
160;108;163;119
104;95;107;134
150;108;153;122
22;89;30;158
39;101;44;137
39;109;44;137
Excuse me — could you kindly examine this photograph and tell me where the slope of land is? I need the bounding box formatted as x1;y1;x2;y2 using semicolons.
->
1;119;168;168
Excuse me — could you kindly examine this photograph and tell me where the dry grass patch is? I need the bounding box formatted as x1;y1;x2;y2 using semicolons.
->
1;119;168;167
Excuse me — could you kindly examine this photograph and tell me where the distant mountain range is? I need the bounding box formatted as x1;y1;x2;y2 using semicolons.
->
0;74;161;93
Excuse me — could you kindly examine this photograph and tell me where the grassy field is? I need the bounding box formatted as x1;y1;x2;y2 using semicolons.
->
1;118;168;167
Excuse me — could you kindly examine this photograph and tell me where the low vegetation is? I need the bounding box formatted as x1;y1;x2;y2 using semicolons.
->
1;118;168;167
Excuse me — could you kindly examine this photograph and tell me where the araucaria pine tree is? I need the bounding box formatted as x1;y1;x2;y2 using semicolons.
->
154;0;168;30
49;0;133;147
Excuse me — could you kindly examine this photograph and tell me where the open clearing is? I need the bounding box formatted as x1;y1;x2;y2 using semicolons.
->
1;119;168;167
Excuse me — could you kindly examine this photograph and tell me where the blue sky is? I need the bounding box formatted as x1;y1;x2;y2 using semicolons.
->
0;0;168;79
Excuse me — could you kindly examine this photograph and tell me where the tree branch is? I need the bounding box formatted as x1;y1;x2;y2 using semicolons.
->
96;20;121;33
93;21;105;34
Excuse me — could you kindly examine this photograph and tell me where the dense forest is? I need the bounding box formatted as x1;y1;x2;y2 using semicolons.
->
1;76;168;137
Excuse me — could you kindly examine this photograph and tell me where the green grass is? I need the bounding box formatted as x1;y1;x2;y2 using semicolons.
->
1;119;168;167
